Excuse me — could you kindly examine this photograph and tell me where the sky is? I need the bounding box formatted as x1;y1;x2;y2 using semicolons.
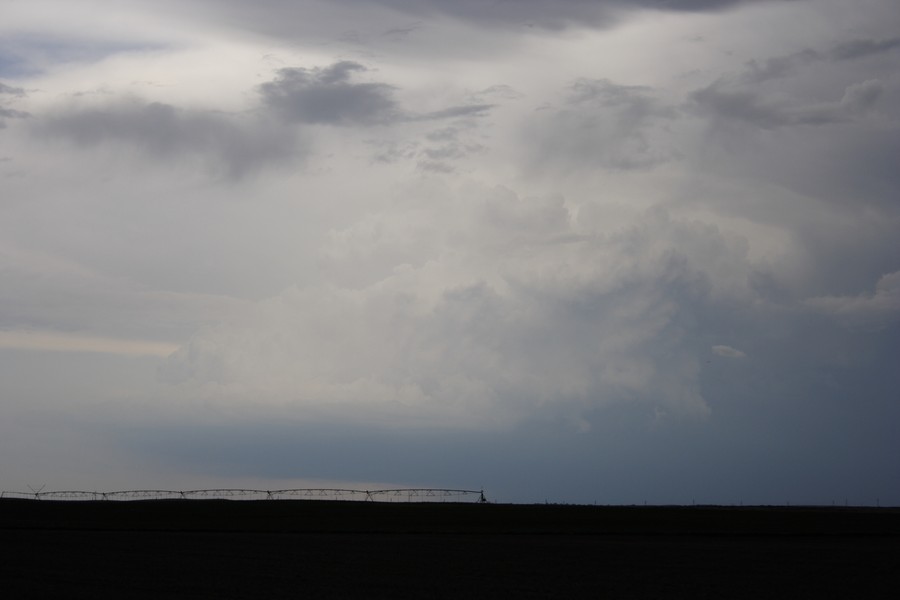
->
1;0;898;505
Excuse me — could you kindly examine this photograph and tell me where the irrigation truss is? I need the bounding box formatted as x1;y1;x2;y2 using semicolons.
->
1;488;488;503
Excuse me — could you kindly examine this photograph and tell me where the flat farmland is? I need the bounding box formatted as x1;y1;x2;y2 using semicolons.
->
2;500;897;598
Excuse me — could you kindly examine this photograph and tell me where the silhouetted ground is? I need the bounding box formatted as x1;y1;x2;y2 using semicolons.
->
2;500;897;598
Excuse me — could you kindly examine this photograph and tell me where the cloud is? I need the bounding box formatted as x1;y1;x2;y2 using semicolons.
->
416;103;493;121
0;82;27;97
0;107;30;120
179;0;768;35
806;271;900;330
740;49;821;84
3;0;899;504
154;186;786;431
0;330;178;357
737;36;900;85
259;60;493;127
712;345;746;358
689;79;884;129
832;36;900;61
0;81;29;128
354;0;772;28
35;99;296;177
523;78;678;171
259;61;399;126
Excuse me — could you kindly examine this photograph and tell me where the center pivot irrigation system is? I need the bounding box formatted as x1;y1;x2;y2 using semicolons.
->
1;488;488;503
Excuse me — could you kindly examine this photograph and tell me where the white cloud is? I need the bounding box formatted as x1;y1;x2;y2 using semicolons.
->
712;345;746;359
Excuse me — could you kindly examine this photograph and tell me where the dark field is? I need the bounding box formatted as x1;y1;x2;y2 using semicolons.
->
2;500;898;599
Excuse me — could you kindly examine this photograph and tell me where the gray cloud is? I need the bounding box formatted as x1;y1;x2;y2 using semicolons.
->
0;82;27;97
163;0;779;43
0;81;29;128
416;159;455;173
421;142;484;161
4;0;899;505
350;0;776;28
690;79;883;129
738;36;900;85
424;126;459;142
0;107;30;120
381;21;424;39
832;36;900;61
36;100;296;177
259;61;398;125
259;60;493;126
806;270;900;331
468;84;524;102
740;49;820;84
524;78;678;171
416;103;493;121
368;138;420;163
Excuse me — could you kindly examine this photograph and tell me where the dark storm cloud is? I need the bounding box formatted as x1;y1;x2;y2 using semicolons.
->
37;100;296;177
259;61;398;125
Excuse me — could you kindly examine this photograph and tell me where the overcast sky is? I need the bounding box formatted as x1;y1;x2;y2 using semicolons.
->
1;0;898;504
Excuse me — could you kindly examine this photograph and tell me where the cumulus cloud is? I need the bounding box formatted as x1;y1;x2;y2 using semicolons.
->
154;184;785;430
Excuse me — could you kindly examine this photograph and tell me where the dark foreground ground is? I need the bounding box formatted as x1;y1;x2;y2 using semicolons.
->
2;499;898;599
